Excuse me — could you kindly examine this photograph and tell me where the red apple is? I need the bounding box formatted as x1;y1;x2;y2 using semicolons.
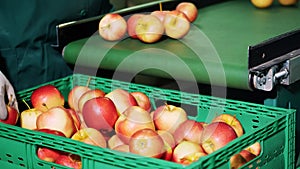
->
55;154;82;169
200;122;237;154
82;97;119;133
36;106;76;138
112;144;130;153
129;128;164;158
99;13;127;41
37;128;65;162
115;106;155;144
211;114;244;137
152;104;188;134
172;140;207;165
105;88;137;115
127;13;145;39
176;2;198;22
173;119;204;144
108;134;125;149
68;86;90;113
77;89;106;114
244;142;261;156
157;130;176;161
31;85;65;112
135;14;164;43
131;91;151;112
239;149;257;162
164;10;190;39
66;108;81;131
150;10;170;23
230;153;247;169
71;128;107;148
0;105;19;125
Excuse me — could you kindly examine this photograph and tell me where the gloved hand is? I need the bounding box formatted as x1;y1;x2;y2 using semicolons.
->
0;71;19;120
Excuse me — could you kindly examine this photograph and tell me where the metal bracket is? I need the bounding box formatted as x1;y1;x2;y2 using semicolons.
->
251;49;300;91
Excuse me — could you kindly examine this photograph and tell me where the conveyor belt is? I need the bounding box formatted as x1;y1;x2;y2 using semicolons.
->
62;0;300;90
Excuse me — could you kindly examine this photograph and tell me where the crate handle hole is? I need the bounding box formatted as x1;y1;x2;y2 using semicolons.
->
6;154;12;157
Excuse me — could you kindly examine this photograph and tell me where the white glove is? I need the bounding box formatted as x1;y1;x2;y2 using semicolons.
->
0;71;19;120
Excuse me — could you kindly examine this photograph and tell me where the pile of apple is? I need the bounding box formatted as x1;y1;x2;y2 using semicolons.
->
0;83;261;168
98;2;198;43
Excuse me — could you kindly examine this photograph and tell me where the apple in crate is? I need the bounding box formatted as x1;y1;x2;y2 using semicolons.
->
230;153;247;169
108;134;125;149
66;108;81;131
105;88;137;115
131;91;151;112
0;105;19;125
135;15;164;43
211;113;244;137
239;149;257;162
77;89;105;113
164;10;190;39
68;86;90;112
31;84;65;112
112;144;130;153
36;128;65;162
244;142;261;156
115;106;155;144
152;104;188;134
71;128;107;148
129;128;164;158
55;154;82;169
174;119;204;144
176;2;198;22
172;140;207;165
20;108;42;130
36;106;76;138
200;122;237;154
82;97;118;133
127;13;145;39
99;13;127;41
157;130;176;161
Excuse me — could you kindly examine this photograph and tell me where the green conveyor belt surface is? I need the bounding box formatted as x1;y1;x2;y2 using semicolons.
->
63;0;300;90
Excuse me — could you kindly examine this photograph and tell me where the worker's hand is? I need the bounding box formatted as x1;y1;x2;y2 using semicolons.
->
0;71;18;120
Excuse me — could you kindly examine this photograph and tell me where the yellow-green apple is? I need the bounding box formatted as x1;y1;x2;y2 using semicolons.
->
211;114;244;137
176;2;198;22
174;119;204;144
108;134;125;149
150;10;170;23
71;128;107;148
129;128;164;158
0;105;19;125
163;10;190;39
127;13;145;39
105;88;137;115
135;14;164;43
55;154;82;169
200;122;237;154
152;104;188;134
244;142;261;156
68;86;90;112
112;144;130;153
36;106;76;138
239;149;257;162
20;108;42;130
115;106;155;144
77;89;106;114
36;129;65;162
230;153;247;169
99;13;127;41
172;140;207;165
157;130;176;161
131;91;151;112
82;97;118;134
31;85;64;112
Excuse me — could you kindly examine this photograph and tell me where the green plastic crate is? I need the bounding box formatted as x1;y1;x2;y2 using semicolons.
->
0;74;296;169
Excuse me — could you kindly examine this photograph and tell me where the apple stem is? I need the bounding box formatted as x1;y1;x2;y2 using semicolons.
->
22;99;31;109
159;2;162;11
42;103;49;110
